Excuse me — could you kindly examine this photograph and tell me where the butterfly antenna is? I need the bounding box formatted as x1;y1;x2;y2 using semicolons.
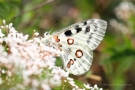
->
50;21;58;34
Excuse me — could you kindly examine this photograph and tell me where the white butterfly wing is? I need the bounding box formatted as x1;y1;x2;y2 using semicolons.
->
52;19;107;75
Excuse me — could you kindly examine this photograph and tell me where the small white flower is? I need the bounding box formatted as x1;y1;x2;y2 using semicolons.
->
1;69;6;74
31;79;39;88
34;32;39;36
0;29;4;37
0;26;4;28
3;20;6;24
84;83;92;89
99;88;103;90
41;83;51;90
9;23;13;28
94;84;98;89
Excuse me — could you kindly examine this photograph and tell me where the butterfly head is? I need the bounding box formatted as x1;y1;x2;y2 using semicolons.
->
43;32;54;46
43;32;61;50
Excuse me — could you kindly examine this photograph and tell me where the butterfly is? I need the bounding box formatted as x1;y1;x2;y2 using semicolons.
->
44;19;107;75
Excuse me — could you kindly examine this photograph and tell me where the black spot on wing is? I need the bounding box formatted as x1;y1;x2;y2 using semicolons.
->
84;21;87;25
75;26;82;33
85;26;90;33
64;30;72;36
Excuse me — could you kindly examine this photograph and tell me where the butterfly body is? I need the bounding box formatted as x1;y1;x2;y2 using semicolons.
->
44;19;107;75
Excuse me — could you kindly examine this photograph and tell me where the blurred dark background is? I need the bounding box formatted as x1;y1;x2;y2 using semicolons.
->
0;0;135;90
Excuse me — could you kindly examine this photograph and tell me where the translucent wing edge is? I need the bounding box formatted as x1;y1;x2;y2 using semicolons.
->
88;19;107;50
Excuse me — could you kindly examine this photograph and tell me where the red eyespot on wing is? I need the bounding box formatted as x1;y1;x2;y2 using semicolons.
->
67;59;74;68
53;36;60;42
75;50;83;58
67;38;74;45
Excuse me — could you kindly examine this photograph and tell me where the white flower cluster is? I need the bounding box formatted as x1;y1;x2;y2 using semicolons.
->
115;1;135;20
65;78;103;90
110;1;135;34
0;20;102;90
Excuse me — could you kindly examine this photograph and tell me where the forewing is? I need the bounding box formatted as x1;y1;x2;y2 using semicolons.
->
53;19;107;50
